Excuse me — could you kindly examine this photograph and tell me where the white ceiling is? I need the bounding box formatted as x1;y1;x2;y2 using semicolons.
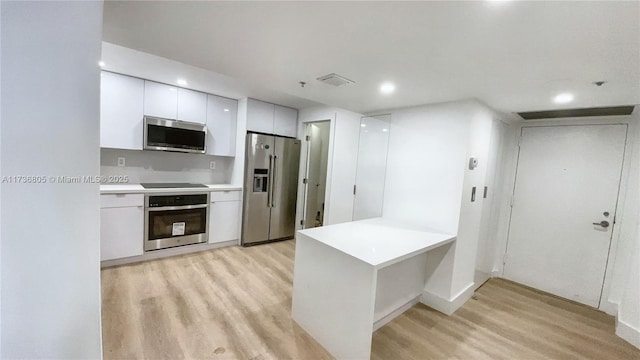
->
103;1;640;115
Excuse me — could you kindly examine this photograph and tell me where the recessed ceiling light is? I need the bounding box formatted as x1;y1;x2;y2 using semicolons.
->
223;109;229;112
98;60;105;68
553;93;574;104
177;78;188;86
382;128;389;132
361;123;367;128
380;82;395;94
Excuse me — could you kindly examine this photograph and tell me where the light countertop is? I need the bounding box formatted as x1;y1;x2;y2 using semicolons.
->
297;217;456;269
100;184;242;194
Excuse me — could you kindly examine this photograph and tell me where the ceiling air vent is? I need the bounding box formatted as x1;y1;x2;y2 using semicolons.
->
518;106;635;120
316;73;355;87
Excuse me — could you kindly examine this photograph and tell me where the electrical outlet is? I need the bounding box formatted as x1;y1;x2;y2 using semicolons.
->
210;161;216;170
117;157;126;167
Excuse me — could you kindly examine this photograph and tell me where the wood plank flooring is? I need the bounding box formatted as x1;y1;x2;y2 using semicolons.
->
102;240;640;360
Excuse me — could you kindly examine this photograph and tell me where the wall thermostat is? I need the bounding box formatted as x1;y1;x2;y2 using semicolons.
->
469;157;478;170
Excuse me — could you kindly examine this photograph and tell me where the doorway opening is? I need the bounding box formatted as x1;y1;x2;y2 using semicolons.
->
302;121;331;229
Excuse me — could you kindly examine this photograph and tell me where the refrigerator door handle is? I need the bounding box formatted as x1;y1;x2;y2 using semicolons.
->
267;154;273;207
272;155;277;208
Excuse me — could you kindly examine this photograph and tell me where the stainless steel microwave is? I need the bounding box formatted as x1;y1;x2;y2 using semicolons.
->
143;116;207;154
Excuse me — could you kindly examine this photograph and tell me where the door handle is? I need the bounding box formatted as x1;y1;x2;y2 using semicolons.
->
267;154;273;207
592;220;610;228
271;155;277;208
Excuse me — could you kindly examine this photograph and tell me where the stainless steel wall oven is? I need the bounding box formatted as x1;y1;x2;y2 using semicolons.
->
144;193;209;251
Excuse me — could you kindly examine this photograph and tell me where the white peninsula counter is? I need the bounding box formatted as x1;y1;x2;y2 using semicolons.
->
292;218;456;360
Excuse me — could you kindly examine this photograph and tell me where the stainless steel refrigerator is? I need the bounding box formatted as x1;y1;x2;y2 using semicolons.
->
241;133;301;246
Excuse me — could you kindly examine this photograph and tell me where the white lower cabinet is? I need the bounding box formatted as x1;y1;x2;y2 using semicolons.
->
100;204;144;261
209;195;241;244
100;191;241;261
101;194;144;261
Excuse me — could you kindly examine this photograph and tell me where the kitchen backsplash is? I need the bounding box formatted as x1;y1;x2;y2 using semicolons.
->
101;148;233;184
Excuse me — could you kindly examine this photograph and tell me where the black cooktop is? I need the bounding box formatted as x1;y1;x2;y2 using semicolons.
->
140;183;208;189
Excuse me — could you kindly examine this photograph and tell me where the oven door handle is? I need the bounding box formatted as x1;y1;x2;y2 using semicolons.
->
146;204;209;211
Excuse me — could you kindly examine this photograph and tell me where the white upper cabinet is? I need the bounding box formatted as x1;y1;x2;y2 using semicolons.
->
247;98;275;134
206;95;238;156
177;88;207;124
102;75;239;154
274;105;298;138
247;98;298;137
100;72;144;150
144;80;178;119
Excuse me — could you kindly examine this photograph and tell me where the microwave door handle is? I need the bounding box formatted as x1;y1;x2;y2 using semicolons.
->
271;155;277;208
267;154;273;207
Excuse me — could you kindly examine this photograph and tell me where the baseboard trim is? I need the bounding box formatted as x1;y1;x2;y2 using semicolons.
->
101;240;237;268
373;296;421;331
599;299;619;316
420;282;475;316
616;319;640;349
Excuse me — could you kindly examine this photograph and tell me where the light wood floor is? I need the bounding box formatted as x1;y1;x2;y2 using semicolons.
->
102;240;640;360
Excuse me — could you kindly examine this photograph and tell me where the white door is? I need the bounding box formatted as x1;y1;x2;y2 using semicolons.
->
352;115;391;221
504;124;627;307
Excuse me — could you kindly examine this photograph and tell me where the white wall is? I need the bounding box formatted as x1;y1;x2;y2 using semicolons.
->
449;107;494;294
297;106;362;228
614;108;640;347
101;148;232;184
381;101;473;233
607;109;640;310
474;118;515;284
378;99;498;311
0;2;3;353
1;2;103;358
617;229;640;348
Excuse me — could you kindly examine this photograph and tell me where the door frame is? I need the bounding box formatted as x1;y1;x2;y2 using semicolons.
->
300;120;331;229
296;118;334;230
494;114;637;313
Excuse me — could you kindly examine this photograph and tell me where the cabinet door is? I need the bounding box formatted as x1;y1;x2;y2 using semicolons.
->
206;95;238;156
100;72;144;150
274;105;298;138
209;201;240;243
144;80;178;119
100;206;144;261
178;88;207;124
247;98;274;134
